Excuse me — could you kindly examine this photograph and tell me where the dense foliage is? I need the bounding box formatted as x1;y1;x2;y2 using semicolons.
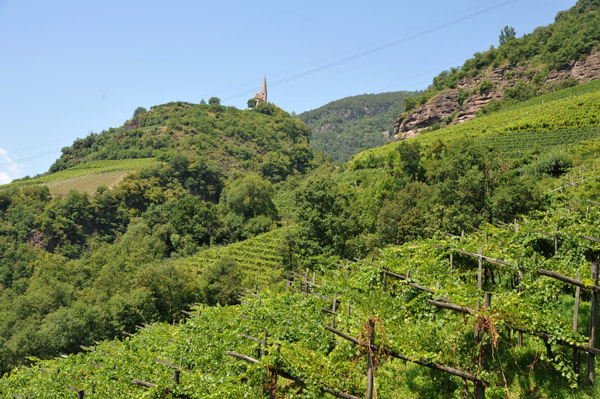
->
4;197;600;397
48;101;312;185
0;104;316;373
299;91;420;163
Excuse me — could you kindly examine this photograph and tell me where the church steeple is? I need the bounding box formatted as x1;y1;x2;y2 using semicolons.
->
261;77;267;103
251;77;268;107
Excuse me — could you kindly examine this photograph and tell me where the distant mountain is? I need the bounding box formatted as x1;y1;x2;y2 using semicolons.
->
299;91;420;164
394;0;600;140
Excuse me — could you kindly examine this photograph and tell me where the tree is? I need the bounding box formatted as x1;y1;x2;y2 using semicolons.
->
199;256;242;306
403;97;418;111
499;25;516;45
208;97;221;105
133;107;147;118
293;176;361;259
219;174;278;241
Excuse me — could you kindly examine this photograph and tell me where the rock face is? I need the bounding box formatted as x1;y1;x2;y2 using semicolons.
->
393;50;600;141
394;91;459;140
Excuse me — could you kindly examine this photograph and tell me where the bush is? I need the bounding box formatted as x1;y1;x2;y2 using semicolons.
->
478;80;494;95
532;151;572;177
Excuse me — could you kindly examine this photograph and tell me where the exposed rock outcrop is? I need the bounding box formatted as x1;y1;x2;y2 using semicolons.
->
394;91;459;140
393;50;600;141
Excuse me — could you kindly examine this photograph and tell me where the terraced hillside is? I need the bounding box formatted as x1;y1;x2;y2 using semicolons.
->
350;79;600;169
178;227;286;288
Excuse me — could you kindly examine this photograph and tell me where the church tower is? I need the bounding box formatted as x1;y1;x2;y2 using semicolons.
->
261;77;267;103
252;77;267;106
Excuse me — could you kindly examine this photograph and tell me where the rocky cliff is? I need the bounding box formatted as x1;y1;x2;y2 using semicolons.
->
393;50;600;140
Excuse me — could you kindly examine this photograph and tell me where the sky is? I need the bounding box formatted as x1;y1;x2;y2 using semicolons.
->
0;0;577;183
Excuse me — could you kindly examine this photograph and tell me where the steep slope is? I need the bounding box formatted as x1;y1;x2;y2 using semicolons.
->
352;78;600;169
394;0;600;139
299;91;420;163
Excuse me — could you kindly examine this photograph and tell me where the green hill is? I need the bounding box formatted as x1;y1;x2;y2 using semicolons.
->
299;91;420;164
394;0;600;137
48;101;312;182
351;78;600;170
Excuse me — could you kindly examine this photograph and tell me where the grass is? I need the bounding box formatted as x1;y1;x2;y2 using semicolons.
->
1;158;159;196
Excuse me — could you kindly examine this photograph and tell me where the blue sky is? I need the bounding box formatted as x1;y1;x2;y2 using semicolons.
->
0;0;576;182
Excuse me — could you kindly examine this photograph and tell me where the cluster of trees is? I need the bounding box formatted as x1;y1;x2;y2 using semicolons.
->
299;91;421;164
0;159;284;371
281;138;548;270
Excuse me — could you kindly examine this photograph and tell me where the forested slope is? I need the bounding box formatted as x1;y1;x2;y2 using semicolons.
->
299;91;420;163
0;102;315;373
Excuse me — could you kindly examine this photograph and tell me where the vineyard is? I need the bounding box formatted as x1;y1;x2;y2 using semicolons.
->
4;187;600;397
2;158;158;195
177;227;287;289
349;79;600;170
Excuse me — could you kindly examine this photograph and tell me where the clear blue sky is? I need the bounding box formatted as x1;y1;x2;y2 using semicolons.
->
0;0;576;183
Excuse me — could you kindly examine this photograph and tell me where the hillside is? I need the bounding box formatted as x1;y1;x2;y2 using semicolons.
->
394;0;600;139
47;101;312;182
4;195;600;397
4;2;600;396
0;102;317;374
299;91;420;163
351;78;600;170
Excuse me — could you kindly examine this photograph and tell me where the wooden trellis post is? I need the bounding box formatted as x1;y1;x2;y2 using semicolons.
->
539;257;600;380
475;292;492;399
365;318;375;399
589;261;598;385
477;247;483;290
574;271;581;373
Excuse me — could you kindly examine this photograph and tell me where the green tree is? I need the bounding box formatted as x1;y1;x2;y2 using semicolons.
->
293;176;361;259
133;106;147;118
499;25;516;45
208;97;221;105
377;182;434;244
403;96;418;111
199;256;242;306
219;174;278;241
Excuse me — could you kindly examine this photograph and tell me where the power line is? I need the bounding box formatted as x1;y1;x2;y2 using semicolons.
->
0;149;62;170
221;0;519;103
3;0;520;172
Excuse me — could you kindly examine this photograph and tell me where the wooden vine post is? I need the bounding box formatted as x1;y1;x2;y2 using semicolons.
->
475;292;492;399
574;271;581;373
365;318;375;399
477;247;483;290
589;261;599;385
